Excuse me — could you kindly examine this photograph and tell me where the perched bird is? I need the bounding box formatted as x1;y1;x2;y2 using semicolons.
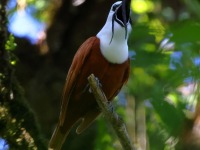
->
49;0;132;149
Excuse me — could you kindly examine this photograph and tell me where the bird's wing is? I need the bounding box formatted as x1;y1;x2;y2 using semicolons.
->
123;58;130;84
76;108;100;134
59;37;97;126
76;59;130;134
110;58;130;100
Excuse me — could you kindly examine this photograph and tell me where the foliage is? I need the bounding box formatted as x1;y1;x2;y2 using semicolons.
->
0;81;47;150
1;0;200;150
127;0;200;149
94;0;200;150
0;1;47;149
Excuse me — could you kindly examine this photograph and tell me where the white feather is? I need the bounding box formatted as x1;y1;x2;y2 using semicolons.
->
97;1;132;64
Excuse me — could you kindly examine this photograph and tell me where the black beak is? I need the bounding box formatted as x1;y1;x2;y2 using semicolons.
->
122;0;131;26
115;0;131;38
110;0;131;43
122;0;131;38
116;0;131;25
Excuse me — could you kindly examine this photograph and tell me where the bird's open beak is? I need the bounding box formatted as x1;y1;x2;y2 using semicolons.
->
122;0;131;26
111;0;131;42
116;0;131;27
121;0;131;38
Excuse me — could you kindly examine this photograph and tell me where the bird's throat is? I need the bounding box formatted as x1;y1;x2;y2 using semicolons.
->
97;36;129;64
97;27;129;64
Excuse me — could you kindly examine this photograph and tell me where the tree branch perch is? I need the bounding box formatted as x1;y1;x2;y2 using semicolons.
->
88;74;135;150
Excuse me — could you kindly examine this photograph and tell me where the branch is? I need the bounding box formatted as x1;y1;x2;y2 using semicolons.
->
88;74;135;150
0;0;8;55
0;2;47;149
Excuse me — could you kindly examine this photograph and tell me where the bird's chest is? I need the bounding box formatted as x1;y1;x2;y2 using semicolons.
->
74;46;129;100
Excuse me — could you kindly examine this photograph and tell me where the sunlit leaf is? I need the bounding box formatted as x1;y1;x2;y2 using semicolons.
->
131;0;154;14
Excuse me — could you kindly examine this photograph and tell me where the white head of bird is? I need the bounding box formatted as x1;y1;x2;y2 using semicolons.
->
97;1;132;64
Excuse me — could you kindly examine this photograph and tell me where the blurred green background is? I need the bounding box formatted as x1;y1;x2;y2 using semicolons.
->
0;0;200;149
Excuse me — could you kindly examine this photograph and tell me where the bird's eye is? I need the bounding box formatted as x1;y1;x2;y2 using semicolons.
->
112;4;118;11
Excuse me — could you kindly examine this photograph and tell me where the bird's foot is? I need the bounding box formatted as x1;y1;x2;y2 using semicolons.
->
107;101;114;113
88;77;102;93
95;77;102;87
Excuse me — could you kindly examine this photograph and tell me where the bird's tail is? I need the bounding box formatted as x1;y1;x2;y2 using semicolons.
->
48;125;69;150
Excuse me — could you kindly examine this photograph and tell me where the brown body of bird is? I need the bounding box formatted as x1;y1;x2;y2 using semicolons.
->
49;0;132;149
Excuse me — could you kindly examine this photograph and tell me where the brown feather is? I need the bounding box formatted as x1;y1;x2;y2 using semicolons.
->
49;36;130;150
60;37;96;125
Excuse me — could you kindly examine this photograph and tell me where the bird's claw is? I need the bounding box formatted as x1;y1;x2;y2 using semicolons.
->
88;77;102;93
107;101;114;113
95;77;102;88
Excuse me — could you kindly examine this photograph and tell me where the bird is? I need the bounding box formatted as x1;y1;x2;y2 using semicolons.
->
49;0;132;149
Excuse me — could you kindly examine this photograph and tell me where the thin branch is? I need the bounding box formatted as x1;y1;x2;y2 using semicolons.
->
88;74;136;150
